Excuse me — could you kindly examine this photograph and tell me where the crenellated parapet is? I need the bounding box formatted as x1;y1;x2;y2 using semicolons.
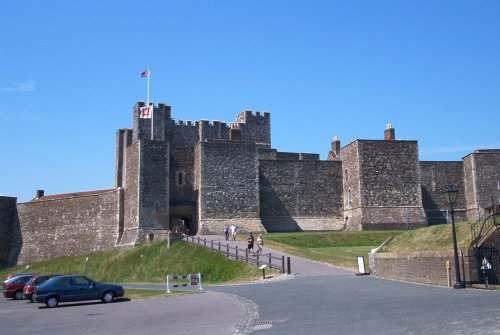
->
232;110;271;147
133;101;171;142
198;119;230;142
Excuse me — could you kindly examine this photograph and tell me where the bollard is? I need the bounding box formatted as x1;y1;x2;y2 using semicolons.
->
256;253;260;267
269;253;272;269
236;246;239;260
287;257;291;274
218;242;221;252
227;244;229;257
204;238;206;246
282;256;285;274
260;265;268;279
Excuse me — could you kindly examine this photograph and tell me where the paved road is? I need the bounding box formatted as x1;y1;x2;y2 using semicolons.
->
3;237;500;334
0;291;244;335
209;275;500;334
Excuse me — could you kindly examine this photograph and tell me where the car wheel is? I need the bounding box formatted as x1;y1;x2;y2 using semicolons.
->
102;291;115;303
14;291;23;300
46;296;59;308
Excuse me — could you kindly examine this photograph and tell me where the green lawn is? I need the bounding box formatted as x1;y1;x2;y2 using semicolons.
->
0;242;264;284
380;221;474;252
264;231;401;270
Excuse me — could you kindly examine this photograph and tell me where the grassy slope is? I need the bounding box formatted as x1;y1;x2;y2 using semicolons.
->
0;242;262;284
264;231;402;270
380;221;474;252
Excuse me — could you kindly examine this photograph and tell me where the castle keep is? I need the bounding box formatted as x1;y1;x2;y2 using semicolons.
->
1;101;499;267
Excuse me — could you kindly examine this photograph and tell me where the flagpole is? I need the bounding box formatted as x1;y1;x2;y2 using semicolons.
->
147;68;153;140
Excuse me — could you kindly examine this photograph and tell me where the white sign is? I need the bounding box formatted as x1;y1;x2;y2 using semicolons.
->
357;256;366;274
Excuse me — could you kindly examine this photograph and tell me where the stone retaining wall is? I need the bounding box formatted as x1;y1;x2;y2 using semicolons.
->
369;249;477;286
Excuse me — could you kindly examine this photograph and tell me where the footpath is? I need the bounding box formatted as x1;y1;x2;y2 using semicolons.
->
194;234;354;277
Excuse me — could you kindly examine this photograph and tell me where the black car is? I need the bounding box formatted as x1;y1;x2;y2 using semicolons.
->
33;275;125;308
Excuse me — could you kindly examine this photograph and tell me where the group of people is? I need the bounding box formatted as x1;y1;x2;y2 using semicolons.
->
224;224;238;241
223;224;264;254
246;232;264;254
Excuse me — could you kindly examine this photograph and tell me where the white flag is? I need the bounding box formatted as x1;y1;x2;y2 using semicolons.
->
140;106;152;119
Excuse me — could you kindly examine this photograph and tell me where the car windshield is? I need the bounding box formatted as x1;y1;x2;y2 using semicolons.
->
25;277;36;286
4;276;23;284
39;276;62;288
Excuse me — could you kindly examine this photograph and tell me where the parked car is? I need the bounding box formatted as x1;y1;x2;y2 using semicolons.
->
2;274;36;300
23;274;62;302
2;273;36;282
33;275;125;308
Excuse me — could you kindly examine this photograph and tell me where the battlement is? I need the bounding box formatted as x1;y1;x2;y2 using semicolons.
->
175;119;197;127
235;110;271;123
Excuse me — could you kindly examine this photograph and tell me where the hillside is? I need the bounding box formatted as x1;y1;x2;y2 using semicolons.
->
0;242;263;284
379;221;474;253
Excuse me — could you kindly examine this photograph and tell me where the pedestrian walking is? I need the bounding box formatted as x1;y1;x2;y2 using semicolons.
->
224;224;230;241
256;234;264;254
247;232;254;253
230;225;237;240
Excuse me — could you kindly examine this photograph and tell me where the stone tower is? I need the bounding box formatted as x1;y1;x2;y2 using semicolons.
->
115;102;171;246
341;125;427;230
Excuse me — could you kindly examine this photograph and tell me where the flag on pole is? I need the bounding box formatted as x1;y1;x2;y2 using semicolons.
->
139;106;152;119
141;69;150;78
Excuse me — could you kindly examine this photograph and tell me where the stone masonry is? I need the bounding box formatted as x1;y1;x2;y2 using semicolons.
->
1;100;499;266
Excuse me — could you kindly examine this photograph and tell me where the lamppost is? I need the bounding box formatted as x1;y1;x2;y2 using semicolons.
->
444;185;465;289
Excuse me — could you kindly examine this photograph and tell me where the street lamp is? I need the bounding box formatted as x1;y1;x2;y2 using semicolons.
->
444;185;465;289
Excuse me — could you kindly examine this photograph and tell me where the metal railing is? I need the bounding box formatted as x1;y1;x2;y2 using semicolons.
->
471;212;499;247
181;235;291;274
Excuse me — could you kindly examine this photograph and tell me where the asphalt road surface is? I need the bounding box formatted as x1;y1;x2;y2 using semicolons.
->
3;275;500;335
2;240;499;335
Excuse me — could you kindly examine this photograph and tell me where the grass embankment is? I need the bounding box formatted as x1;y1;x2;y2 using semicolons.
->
0;242;263;284
380;221;474;252
264;231;402;270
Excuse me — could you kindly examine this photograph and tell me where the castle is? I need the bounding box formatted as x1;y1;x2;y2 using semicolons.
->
1;101;499;267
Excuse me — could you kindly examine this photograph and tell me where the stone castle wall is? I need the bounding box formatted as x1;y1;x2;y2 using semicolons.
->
340;141;362;230
358;140;427;229
138;140;170;234
120;141;140;245
369;249;477;286
234;111;271;147
2;100;499;269
16;190;121;265
259;160;345;231
341;140;427;230
0;197;19;268
463;151;500;221
420;161;467;224
195;140;264;234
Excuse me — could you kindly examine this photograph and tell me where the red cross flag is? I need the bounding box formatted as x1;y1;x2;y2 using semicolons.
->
140;106;152;119
141;69;150;78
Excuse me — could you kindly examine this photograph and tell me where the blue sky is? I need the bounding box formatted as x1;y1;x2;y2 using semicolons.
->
1;1;499;202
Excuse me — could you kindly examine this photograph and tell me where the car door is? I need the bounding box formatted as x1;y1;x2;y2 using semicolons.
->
71;276;99;301
53;277;77;302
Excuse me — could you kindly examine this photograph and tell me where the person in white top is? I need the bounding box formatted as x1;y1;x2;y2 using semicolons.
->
256;234;264;254
230;225;237;240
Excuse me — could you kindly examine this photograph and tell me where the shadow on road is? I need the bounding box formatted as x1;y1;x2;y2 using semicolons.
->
37;298;130;309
